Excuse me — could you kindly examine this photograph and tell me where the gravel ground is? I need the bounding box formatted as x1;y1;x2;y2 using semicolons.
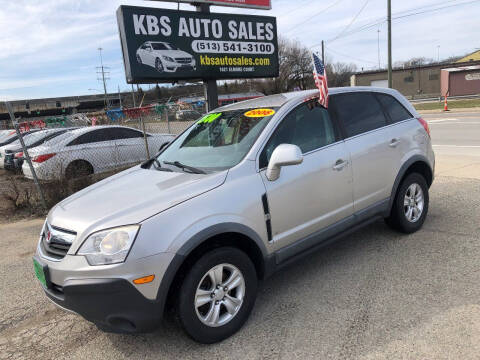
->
0;165;479;359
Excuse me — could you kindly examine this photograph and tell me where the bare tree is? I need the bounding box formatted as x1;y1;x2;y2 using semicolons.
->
326;62;357;87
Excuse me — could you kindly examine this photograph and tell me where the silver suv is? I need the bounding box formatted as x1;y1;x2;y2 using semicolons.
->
33;87;434;343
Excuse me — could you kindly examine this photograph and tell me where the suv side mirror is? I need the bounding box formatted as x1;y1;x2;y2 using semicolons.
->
266;144;303;181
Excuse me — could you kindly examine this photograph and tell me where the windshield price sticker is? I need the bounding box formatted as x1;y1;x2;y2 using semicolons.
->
198;113;222;124
244;109;275;118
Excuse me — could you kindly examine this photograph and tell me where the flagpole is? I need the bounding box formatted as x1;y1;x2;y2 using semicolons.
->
321;40;325;65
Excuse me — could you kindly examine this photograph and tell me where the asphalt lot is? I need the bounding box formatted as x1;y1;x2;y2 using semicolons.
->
1;110;479;359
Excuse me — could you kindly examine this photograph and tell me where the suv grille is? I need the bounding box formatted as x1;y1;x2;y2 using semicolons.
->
175;57;191;64
40;222;76;260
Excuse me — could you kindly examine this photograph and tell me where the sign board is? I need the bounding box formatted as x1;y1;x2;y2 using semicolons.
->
117;6;279;83
147;0;271;10
465;73;480;81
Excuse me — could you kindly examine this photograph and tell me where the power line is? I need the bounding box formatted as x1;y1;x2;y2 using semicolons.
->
323;0;480;43
390;0;465;17
329;0;370;41
284;0;345;34
325;45;378;64
392;0;480;20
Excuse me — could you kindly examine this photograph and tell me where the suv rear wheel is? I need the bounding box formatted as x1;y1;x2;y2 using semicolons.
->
177;247;257;343
386;172;429;233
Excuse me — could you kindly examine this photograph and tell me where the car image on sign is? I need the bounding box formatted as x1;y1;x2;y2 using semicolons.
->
136;41;196;73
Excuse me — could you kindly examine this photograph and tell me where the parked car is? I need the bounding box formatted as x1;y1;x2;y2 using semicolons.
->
0;129;13;139
33;88;434;343
23;125;175;180
0;128;40;148
0;129;43;169
175;109;203;121
2;128;74;171
136;41;196;73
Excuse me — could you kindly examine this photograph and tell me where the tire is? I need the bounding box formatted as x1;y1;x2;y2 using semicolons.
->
65;160;93;180
385;172;429;233
177;247;258;343
155;58;164;73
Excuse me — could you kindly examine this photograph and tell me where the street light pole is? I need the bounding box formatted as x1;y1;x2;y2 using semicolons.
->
387;0;392;88
377;29;381;69
97;47;109;109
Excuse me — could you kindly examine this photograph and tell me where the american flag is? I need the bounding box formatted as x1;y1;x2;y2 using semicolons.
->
312;52;328;108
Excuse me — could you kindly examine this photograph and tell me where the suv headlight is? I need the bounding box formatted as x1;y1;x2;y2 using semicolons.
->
162;55;174;62
77;225;140;266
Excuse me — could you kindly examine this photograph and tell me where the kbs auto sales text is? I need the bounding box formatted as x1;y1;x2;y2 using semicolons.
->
133;14;275;41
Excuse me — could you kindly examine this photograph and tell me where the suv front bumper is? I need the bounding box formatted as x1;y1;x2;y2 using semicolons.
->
34;246;180;333
43;276;162;333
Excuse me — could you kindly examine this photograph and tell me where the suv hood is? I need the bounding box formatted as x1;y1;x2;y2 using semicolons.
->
48;166;227;239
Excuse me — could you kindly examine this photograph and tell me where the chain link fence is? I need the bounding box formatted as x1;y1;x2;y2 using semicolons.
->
1;101;205;214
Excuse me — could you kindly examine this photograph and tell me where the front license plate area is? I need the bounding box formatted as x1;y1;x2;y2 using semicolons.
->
33;257;51;289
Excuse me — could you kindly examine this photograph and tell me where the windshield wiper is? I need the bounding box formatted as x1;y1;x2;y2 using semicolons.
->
153;158;172;172
163;160;206;174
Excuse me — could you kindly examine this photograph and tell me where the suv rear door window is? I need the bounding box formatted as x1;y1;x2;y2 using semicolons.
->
376;93;413;123
332;92;387;138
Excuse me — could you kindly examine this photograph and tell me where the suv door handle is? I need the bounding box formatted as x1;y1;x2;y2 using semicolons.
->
333;159;348;171
389;138;400;147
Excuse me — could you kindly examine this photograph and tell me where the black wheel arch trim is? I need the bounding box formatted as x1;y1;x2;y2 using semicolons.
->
389;154;433;213
155;222;268;311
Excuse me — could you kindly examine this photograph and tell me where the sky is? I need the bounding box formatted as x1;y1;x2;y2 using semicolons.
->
0;0;478;101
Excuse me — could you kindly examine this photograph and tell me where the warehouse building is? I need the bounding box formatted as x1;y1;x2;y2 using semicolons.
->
351;56;480;99
441;65;480;97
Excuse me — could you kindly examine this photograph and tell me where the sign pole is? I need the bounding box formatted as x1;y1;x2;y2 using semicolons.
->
196;3;218;112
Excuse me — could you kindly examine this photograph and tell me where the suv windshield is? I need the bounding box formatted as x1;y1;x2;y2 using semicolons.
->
157;108;277;172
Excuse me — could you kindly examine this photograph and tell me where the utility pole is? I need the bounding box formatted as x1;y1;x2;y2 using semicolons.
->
96;47;110;109
377;29;381;69
387;0;392;88
197;4;218;111
118;85;122;108
321;40;325;65
131;84;136;107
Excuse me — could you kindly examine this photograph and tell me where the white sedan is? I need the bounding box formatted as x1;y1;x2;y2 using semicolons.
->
23;125;175;180
136;41;196;73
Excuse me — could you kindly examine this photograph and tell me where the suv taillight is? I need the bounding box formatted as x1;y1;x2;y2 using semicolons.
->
417;117;430;137
32;153;56;163
14;152;23;158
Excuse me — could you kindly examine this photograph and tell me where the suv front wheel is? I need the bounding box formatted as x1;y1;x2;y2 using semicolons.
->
386;172;429;233
177;247;258;343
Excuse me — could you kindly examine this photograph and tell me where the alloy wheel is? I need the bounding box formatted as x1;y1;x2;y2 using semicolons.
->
194;263;245;327
404;182;424;222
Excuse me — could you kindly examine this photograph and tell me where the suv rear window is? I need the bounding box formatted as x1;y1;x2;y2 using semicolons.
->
376;93;413;123
331;92;387;138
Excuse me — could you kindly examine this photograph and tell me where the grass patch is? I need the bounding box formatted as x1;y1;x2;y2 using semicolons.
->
414;98;480;111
